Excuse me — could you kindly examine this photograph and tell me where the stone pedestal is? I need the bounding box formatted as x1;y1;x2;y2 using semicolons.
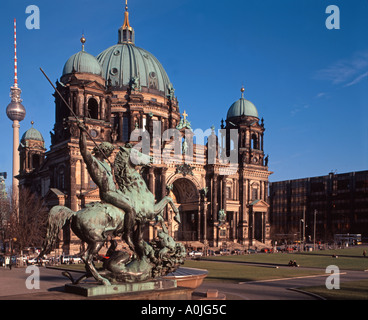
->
164;267;208;289
63;267;208;300
65;279;177;298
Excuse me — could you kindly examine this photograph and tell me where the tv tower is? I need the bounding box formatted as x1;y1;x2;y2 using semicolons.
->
6;19;26;212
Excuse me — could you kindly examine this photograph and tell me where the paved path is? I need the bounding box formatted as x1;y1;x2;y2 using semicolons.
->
0;266;85;299
0;265;366;300
194;268;368;300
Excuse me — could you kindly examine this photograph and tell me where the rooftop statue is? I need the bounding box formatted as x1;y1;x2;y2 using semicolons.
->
40;124;183;285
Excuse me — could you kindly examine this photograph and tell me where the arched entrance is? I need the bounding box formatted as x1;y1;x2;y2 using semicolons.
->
169;177;200;241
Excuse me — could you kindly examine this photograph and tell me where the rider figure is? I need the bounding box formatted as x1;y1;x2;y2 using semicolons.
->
78;123;136;252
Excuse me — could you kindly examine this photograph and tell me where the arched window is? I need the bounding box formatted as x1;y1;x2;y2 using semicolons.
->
122;117;129;141
252;187;258;201
251;134;258;150
87;98;99;119
32;154;40;170
57;166;65;190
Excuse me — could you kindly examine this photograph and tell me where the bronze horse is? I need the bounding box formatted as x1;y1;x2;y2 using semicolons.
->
40;145;180;285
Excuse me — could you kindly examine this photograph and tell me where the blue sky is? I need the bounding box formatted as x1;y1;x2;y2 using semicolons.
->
0;0;367;188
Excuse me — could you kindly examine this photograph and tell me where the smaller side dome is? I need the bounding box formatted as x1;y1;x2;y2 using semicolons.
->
21;126;44;143
62;49;103;77
226;87;259;119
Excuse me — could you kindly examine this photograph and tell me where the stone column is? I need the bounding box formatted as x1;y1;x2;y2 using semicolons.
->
78;94;84;116
197;202;201;241
203;201;208;242
222;177;227;213
129;112;135;139
251;211;255;240
262;212;265;243
161;167;167;219
118;112;123;141
212;174;218;221
261;133;264;151
69;159;78;212
148;167;155;194
81;160;86;191
241;179;248;243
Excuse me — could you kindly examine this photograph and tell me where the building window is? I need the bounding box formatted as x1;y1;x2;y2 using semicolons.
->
252;187;258;201
32;154;40;169
122;117;129;141
143;117;147;132
57;166;65;190
87;98;99;119
251;134;258;149
226;187;231;200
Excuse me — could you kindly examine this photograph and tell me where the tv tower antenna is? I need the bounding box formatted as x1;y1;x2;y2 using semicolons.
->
6;19;26;218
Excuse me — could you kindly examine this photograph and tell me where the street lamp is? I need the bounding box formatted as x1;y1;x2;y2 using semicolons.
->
313;210;318;251
300;219;304;251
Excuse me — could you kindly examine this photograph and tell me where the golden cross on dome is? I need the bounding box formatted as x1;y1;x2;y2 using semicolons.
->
123;0;131;29
182;110;188;120
80;34;86;51
241;85;245;98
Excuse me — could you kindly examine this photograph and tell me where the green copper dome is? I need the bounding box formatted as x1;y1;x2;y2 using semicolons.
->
227;89;259;119
93;5;173;97
62;50;103;77
21;127;44;142
96;43;172;96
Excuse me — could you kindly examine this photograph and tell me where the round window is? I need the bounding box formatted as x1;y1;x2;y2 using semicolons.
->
110;68;119;75
90;129;98;138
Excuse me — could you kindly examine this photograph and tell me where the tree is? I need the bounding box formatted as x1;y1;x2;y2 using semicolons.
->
0;189;11;252
5;187;48;254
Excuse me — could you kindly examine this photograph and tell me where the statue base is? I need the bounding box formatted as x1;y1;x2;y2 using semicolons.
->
65;279;178;298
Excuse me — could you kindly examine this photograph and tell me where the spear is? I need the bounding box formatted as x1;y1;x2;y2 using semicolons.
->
39;67;113;166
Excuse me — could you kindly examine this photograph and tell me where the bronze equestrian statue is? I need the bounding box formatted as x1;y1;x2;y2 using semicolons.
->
40;125;184;285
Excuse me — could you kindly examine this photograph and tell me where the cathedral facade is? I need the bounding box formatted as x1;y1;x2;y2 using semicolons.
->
18;5;272;253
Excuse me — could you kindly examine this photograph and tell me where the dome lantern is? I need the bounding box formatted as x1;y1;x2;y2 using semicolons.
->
118;0;135;44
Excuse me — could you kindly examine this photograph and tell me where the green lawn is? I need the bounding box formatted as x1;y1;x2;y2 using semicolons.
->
199;246;368;271
182;246;368;285
183;260;324;283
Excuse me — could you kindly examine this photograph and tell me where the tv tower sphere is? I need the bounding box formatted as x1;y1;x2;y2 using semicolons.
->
7;18;26;122
6;88;26;121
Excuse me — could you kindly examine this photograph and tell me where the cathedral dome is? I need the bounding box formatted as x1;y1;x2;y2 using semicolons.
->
227;88;259;119
96;5;173;97
21;125;44;143
62;49;103;77
97;43;172;97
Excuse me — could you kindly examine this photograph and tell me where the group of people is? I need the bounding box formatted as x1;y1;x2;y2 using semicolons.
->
2;256;13;269
288;260;299;267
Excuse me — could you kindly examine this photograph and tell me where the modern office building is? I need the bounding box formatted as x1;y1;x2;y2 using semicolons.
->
269;170;368;242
